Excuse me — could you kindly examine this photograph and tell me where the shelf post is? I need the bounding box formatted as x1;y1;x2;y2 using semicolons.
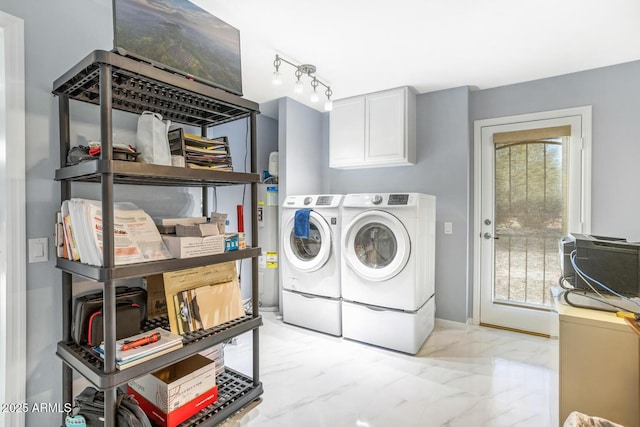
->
201;124;209;216
250;111;260;385
99;62;117;427
58;93;74;423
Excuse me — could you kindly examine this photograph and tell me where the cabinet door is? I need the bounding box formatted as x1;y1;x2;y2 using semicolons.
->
365;88;406;165
329;96;366;168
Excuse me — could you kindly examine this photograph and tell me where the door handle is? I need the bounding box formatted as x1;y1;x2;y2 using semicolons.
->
483;232;499;240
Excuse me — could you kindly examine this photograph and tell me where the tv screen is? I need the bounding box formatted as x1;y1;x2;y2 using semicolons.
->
113;0;243;95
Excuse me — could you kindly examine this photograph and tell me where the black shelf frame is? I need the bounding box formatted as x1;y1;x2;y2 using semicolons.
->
179;369;263;427
56;248;261;282
57;315;262;389
55;159;260;186
52;50;258;127
54;50;262;427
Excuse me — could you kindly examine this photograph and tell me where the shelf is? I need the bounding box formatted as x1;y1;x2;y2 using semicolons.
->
55;48;262;427
178;368;262;427
57;315;262;390
52;50;259;128
56;247;261;281
55;160;260;186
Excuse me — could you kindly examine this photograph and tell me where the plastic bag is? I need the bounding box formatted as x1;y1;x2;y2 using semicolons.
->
136;111;171;165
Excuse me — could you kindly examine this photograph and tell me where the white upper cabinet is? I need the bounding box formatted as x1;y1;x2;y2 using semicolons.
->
329;86;416;169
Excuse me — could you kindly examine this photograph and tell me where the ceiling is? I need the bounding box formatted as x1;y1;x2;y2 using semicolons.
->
195;0;640;117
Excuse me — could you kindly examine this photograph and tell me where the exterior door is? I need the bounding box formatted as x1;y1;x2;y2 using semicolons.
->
474;107;591;335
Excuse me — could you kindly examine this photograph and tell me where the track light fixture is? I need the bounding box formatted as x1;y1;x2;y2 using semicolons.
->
272;54;333;111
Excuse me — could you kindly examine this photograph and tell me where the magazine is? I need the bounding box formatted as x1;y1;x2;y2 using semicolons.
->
95;327;183;363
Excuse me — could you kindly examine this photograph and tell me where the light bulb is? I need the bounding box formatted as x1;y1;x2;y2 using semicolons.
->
324;99;333;111
272;70;282;86
310;91;319;103
294;80;304;94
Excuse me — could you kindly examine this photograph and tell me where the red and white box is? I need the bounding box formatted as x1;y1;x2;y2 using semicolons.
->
128;384;218;427
127;354;216;413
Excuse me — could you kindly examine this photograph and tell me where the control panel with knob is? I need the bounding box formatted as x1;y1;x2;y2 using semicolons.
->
372;195;383;205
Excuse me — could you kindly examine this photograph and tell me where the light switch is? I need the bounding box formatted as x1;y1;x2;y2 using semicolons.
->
28;237;49;263
444;222;453;235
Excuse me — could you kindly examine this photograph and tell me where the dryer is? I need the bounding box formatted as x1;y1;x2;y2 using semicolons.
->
281;194;343;336
341;193;436;353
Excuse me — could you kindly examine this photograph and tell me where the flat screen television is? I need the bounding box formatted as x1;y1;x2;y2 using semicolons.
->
113;0;243;95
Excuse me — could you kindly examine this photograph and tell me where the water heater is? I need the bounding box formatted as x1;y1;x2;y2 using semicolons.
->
257;183;279;311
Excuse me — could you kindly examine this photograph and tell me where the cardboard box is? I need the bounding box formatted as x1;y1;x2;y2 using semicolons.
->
199;344;225;377
225;234;239;252
175;223;221;237
128;354;216;414
162;235;225;259
128;385;218;427
148;263;245;334
146;275;168;319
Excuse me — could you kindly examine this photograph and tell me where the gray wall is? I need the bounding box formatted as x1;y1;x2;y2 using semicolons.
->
327;86;472;323
278;96;327;205
0;0;278;424
1;1;115;425
210;115;279;299
470;60;640;243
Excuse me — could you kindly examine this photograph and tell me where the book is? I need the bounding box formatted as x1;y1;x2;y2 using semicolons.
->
63;214;80;261
95;327;183;364
115;343;183;370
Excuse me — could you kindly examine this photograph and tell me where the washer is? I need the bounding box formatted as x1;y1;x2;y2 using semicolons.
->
341;193;436;354
281;194;343;336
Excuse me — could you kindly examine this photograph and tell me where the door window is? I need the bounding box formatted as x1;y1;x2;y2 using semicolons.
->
290;223;322;261
353;222;397;268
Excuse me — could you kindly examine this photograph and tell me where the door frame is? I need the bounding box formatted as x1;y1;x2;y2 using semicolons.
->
472;106;592;329
0;9;26;427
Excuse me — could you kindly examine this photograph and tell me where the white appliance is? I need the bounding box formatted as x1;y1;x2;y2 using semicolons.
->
281;194;343;336
257;183;279;311
341;193;436;354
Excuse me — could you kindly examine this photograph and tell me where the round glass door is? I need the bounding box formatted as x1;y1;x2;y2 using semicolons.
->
283;211;332;272
343;210;410;281
353;222;397;268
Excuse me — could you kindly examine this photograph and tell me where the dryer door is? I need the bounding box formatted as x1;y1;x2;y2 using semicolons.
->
283;211;332;272
343;210;410;281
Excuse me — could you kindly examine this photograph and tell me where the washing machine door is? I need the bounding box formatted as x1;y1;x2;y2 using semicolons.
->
283;211;332;272
343;210;410;281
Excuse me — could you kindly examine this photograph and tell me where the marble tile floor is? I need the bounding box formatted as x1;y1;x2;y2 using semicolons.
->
222;312;559;427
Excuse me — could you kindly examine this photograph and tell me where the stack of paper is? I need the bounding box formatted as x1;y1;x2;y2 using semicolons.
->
60;198;173;266
95;327;183;370
183;133;233;171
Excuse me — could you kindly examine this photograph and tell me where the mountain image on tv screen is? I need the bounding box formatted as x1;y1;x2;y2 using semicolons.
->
114;0;243;95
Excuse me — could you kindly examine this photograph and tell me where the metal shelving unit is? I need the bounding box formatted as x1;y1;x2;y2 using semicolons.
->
53;50;262;427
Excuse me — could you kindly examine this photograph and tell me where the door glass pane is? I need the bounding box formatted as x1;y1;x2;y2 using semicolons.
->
290;223;322;261
353;222;397;268
494;136;568;308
